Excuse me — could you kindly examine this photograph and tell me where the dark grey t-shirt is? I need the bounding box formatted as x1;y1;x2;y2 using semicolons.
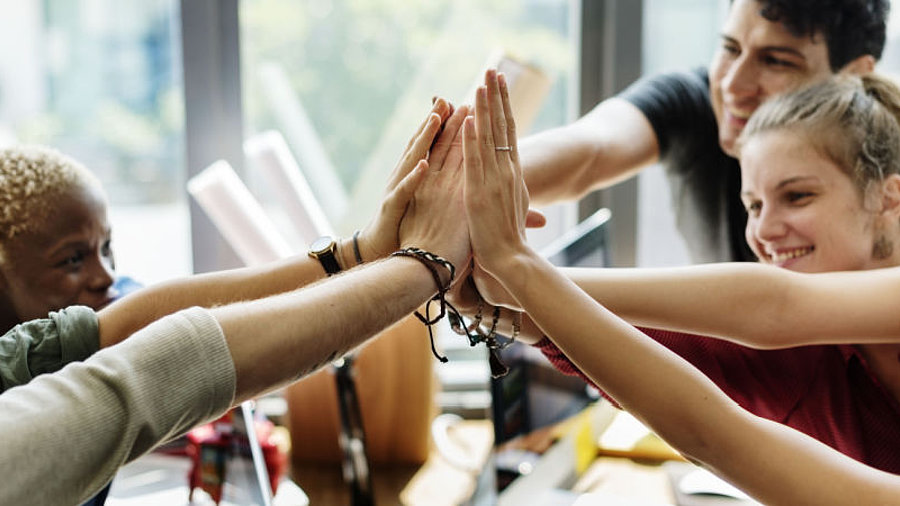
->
620;67;756;263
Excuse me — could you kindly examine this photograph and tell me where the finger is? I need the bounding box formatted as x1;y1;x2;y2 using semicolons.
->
388;112;441;190
498;73;519;169
525;209;547;228
404;99;448;153
429;104;468;170
463;115;483;189
383;159;428;219
440;105;469;173
474;86;496;161
486;69;509;156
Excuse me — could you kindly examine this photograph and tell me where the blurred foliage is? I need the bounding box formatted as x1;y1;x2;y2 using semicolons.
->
240;0;572;188
14;0;181;204
10;0;571;203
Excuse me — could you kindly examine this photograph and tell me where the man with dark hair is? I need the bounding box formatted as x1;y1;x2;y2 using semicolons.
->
518;0;889;263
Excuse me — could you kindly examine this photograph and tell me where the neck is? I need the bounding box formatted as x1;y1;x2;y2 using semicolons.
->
0;301;20;334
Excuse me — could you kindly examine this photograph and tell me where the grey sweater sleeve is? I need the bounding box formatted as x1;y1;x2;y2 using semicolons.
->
0;307;236;506
0;306;100;393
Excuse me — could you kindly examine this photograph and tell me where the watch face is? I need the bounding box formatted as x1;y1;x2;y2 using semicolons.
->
310;236;335;254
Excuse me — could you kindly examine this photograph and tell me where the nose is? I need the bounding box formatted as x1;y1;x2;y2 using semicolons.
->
752;205;788;245
86;253;116;295
722;55;760;100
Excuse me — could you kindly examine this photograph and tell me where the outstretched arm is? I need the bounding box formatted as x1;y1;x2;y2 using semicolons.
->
521;97;658;207
564;262;900;347
463;68;900;505
464;251;900;349
98;98;460;349
0;100;473;505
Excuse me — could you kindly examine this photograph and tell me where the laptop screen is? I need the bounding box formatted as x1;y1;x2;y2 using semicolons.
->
220;401;274;506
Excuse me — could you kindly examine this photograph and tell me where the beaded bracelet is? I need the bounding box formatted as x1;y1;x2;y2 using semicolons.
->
448;294;520;378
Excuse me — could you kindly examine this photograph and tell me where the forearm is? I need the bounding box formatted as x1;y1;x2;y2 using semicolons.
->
499;255;900;504
567;263;900;347
520;125;606;206
522;98;657;206
500;254;734;448
98;254;327;348
708;411;900;505
213;255;441;401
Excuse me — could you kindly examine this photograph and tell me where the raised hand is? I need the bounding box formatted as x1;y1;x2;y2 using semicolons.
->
397;104;472;276
464;69;532;284
354;98;454;263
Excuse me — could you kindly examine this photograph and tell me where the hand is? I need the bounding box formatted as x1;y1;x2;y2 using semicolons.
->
471;265;521;310
398;104;472;276
464;69;533;280
354;98;453;264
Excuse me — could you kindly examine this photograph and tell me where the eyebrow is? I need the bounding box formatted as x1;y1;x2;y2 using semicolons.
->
46;228;111;257
741;175;821;198
720;35;808;60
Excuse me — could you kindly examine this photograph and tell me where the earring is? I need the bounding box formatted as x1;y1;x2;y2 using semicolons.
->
872;234;894;260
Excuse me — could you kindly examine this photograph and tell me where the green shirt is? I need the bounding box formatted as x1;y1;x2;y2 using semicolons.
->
0;306;99;393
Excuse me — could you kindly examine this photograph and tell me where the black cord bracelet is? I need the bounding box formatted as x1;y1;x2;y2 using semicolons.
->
390;248;512;378
391;247;459;363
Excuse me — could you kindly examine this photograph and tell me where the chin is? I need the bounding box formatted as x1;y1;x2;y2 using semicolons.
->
719;135;739;158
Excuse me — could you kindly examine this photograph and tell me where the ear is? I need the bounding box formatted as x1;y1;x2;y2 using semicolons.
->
839;54;876;76
877;174;900;219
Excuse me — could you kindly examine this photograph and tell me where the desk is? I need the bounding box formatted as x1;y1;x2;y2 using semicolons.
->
499;402;758;506
292;419;495;505
106;453;308;506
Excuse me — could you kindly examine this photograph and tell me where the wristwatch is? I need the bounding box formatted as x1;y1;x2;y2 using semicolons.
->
308;236;341;275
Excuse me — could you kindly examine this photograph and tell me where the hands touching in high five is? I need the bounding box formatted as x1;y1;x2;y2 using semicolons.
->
354;97;472;276
372;70;541;352
463;69;539;309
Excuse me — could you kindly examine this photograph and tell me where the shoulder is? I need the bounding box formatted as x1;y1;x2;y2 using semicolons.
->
619;67;711;113
618;67;716;158
0;306;100;392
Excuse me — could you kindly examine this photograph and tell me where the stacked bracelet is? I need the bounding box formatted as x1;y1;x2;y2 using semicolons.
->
394;248;518;378
447;288;523;378
391;247;458;363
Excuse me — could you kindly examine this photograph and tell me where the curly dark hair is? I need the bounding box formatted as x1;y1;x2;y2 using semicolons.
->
738;0;890;70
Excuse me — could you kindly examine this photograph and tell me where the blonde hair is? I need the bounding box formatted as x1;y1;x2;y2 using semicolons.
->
0;145;104;247
738;74;900;192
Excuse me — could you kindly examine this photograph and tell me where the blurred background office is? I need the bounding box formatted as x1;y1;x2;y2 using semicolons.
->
3;1;900;501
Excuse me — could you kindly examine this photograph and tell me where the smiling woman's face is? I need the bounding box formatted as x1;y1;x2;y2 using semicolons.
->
739;129;896;273
0;181;117;326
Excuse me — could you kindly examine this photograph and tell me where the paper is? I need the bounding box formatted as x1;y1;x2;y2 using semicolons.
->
245;130;335;245
679;468;754;501
187;160;293;266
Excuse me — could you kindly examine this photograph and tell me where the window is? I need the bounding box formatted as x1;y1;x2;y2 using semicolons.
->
0;0;189;284
238;0;576;252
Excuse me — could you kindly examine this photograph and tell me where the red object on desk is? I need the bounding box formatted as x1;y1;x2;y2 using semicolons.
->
186;409;287;504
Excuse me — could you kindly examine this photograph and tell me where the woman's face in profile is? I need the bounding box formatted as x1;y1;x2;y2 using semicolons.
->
0;182;117;324
739;129;890;274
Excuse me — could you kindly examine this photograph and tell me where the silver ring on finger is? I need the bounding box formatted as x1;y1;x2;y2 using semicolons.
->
494;146;511;152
